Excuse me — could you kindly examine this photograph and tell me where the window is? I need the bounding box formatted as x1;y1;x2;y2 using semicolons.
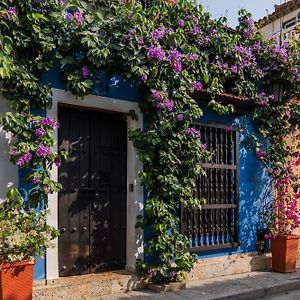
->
181;123;240;251
282;17;296;30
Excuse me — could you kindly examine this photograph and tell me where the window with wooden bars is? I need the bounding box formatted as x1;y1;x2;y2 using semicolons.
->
181;123;240;251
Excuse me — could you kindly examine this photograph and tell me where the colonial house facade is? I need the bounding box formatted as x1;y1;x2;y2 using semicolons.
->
0;64;273;299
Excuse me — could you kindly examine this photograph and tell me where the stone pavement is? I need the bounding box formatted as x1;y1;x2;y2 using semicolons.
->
82;269;300;300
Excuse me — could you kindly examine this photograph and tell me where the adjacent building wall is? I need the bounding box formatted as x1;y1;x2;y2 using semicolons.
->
0;95;18;201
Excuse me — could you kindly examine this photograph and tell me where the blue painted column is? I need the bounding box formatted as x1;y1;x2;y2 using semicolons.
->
18;107;46;280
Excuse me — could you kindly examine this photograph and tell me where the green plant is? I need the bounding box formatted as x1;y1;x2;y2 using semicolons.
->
0;0;299;283
0;112;67;207
0;189;59;264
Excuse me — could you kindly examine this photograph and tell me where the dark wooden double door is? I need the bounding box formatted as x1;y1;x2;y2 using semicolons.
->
58;106;127;277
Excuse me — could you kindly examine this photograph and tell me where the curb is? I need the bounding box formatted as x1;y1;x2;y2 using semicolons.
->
213;278;300;300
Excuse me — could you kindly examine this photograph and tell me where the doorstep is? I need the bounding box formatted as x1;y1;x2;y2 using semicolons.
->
32;270;147;300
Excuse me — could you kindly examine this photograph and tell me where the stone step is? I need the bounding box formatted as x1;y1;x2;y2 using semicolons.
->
33;271;147;300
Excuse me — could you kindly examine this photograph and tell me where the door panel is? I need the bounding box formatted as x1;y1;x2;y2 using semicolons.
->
58;106;127;277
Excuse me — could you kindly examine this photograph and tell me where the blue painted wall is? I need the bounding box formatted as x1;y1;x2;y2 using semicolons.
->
20;67;271;278
196;109;272;259
20;70;142;279
42;66;142;102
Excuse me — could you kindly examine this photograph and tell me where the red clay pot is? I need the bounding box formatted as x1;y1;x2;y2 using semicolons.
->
0;260;35;300
271;235;300;273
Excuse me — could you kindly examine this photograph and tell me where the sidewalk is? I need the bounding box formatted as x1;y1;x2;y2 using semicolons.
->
83;269;300;300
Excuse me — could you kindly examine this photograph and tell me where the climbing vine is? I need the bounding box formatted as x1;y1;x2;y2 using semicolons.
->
0;0;299;283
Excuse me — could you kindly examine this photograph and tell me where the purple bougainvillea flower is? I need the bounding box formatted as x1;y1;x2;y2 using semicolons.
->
33;177;41;184
141;74;147;82
152;28;165;43
55;158;62;167
231;65;238;74
82;66;89;78
40;117;59;129
186;127;200;138
151;91;162;101
257;150;267;158
177;114;183;121
178;19;185;27
147;47;165;61
191;81;203;91
65;13;73;22
74;12;84;25
169;49;182;61
36;144;51;157
35;127;46;138
187;53;198;61
164;99;174;111
226;125;232;132
137;38;144;45
173;61;182;73
17;151;32;167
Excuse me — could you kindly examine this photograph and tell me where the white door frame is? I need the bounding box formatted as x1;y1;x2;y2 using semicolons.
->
46;88;144;279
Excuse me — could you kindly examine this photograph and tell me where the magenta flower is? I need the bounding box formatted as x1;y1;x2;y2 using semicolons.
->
141;74;147;82
17;151;32;167
178;19;185;27
82;66;89;79
231;65;238;74
74;12;84;25
257;150;267;158
65;13;73;22
138;38;144;45
55;158;62;167
226;125;232;132
152;28;165;43
169;49;182;61
177;114;183;121
151;91;162;101
187;53;198;61
36;144;51;157
173;61;182;73
186;127;200;138
4;6;17;19
191;81;203;91
147;47;165;61
40;117;59;129
33;177;41;184
164;99;174;111
35;127;46;138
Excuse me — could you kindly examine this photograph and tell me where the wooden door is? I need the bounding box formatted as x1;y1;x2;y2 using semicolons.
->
58;106;127;277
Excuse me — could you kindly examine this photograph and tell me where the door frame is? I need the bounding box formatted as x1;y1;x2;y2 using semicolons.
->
46;88;144;280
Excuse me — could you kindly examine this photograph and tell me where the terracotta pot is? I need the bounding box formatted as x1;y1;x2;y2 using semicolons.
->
0;260;35;300
271;235;300;273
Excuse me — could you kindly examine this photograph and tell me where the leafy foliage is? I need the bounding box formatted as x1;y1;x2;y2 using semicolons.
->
0;0;299;280
0;189;59;264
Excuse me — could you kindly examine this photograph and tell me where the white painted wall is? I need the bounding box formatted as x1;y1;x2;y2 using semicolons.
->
46;89;144;279
259;8;300;41
0;94;18;201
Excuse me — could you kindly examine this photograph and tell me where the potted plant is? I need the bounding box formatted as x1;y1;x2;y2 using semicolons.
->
0;189;59;300
136;259;189;293
267;169;300;273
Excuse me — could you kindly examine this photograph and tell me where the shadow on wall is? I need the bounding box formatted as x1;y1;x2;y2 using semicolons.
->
0;97;18;201
195;109;273;259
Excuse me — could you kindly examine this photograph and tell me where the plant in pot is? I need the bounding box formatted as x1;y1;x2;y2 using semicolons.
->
0;189;59;300
267;164;300;273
